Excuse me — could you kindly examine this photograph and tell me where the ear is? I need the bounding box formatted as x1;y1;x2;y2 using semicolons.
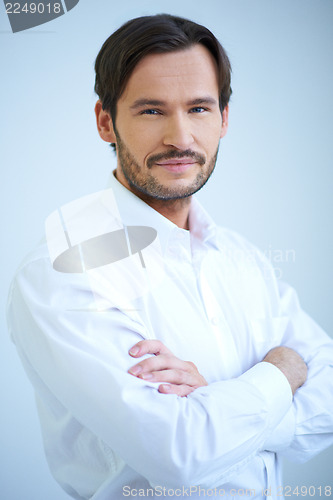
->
220;104;229;139
94;100;117;143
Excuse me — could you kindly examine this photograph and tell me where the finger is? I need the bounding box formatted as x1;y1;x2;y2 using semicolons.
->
158;384;195;397
128;354;188;377
138;368;199;387
129;339;172;358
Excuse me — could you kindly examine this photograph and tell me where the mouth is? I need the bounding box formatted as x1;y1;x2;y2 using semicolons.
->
154;158;197;173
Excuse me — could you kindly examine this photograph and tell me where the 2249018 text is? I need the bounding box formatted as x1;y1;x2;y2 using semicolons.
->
5;3;62;14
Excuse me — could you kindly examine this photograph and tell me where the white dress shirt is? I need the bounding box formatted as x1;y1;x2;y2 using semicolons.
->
7;173;333;500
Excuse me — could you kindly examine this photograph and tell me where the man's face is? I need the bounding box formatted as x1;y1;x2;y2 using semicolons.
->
112;44;228;201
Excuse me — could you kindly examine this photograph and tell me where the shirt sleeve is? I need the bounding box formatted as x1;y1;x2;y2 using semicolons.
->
262;280;333;461
7;255;292;489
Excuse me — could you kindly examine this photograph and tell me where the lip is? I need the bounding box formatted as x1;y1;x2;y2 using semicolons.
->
155;158;196;173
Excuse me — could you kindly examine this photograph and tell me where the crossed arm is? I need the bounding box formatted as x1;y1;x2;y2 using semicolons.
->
8;256;333;488
128;340;308;397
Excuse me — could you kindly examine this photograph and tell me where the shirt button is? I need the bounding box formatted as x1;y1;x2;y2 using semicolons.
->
211;316;220;326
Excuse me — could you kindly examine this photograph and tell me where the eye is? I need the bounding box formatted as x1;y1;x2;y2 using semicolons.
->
189;107;207;113
140;109;160;115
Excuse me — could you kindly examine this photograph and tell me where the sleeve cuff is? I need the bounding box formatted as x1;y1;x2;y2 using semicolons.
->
239;361;293;434
262;405;296;452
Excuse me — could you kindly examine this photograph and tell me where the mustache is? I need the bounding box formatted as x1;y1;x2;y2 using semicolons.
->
147;150;206;169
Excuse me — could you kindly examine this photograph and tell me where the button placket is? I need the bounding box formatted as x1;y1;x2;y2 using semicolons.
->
198;259;242;378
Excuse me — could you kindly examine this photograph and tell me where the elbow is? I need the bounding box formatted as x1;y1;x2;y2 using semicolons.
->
145;453;232;490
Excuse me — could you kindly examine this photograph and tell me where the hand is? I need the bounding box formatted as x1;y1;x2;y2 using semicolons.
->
128;340;208;397
262;346;307;395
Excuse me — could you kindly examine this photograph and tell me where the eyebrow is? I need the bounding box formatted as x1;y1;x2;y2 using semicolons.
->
130;99;165;110
130;96;218;110
187;97;218;106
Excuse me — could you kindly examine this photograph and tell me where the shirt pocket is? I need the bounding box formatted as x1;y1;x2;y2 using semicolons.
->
250;316;290;358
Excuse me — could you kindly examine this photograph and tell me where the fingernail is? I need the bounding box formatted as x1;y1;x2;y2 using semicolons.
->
129;346;139;356
129;365;142;376
160;384;171;391
140;373;153;380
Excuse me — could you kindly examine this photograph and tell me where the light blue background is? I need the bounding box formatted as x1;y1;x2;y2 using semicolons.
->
1;0;332;498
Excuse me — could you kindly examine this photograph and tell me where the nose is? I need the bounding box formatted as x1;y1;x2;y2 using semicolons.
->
162;112;194;150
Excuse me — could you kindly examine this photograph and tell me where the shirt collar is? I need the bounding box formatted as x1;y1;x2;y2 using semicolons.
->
107;171;219;253
189;197;219;250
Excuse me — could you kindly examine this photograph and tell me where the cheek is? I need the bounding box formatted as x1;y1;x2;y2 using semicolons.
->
198;129;221;156
193;115;222;145
118;120;161;158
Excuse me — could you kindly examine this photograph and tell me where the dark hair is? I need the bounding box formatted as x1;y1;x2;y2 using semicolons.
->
94;14;232;149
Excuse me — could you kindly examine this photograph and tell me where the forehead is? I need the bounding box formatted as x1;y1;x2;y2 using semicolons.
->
119;44;219;104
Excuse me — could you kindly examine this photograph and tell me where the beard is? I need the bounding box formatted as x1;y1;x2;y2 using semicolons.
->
115;130;219;202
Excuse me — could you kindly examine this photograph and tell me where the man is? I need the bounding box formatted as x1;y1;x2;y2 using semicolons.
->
7;14;333;500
